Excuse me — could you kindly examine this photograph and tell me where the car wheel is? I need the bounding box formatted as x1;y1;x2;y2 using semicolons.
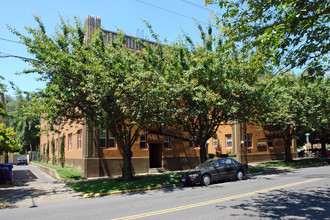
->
236;170;244;180
201;174;211;186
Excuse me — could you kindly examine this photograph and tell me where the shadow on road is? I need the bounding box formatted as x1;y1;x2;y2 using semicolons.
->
228;187;330;219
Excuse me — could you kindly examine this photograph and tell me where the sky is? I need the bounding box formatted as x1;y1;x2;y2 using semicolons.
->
0;0;221;97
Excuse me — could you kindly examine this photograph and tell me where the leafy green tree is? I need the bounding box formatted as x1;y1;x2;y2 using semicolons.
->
168;26;265;162
304;76;330;157
9;16;172;180
0;75;7;119
205;0;330;75
255;74;318;162
0;124;19;154
5;92;40;154
60;133;65;167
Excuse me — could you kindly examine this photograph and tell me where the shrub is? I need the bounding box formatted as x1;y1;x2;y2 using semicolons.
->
59;134;65;168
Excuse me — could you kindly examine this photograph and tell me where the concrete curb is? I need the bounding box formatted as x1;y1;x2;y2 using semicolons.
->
29;162;62;180
81;183;182;198
82;185;163;198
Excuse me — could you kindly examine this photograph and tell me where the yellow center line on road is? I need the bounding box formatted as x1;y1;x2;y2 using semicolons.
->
111;178;322;220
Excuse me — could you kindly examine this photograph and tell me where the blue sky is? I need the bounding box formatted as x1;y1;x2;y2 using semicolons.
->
0;0;220;96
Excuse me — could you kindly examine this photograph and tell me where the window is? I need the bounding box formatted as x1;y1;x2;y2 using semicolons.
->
267;135;274;147
226;135;232;148
99;130;116;149
68;133;73;150
99;130;106;148
77;130;82;150
108;131;115;148
245;134;252;148
213;138;218;147
164;136;170;149
140;134;147;149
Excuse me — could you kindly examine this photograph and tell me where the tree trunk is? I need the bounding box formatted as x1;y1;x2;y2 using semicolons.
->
321;140;327;158
122;145;134;180
199;139;208;163
284;138;293;162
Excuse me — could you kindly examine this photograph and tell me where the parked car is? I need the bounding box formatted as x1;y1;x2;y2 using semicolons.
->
16;157;28;165
179;158;249;186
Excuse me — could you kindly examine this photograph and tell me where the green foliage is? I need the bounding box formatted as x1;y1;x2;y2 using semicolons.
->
59;134;65;167
205;0;330;75
254;74;329;161
164;24;265;162
257;158;327;168
51;136;55;165
36;145;40;161
46;139;49;163
32;161;83;180
5;92;40;154
0;124;20;153
42;144;45;162
67;174;178;194
9;15;166;180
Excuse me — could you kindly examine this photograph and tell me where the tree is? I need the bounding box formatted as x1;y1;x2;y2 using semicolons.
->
5;92;40;154
0;76;19;154
304;76;330;157
0;75;7;119
0;124;19;154
255;74;317;162
9;16;171;180
205;0;330;75
168;26;265;162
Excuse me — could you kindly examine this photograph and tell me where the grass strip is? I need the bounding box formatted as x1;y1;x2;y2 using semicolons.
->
256;157;326;168
67;174;179;194
32;161;84;180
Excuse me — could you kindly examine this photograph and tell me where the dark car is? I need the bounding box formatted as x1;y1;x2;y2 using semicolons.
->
179;158;249;186
16;157;28;165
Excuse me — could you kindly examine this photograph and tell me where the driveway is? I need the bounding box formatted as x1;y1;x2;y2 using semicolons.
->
0;165;82;208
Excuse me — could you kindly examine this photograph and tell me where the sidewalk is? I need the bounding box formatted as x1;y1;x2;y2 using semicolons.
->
0;165;82;209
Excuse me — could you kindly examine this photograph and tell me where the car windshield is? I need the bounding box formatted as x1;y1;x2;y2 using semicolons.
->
196;160;216;169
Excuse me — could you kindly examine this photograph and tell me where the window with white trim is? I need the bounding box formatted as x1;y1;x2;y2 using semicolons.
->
245;134;252;148
213;138;218;147
140;134;147;149
99;130;106;148
226;135;232;148
164;136;170;149
108;131;115;148
68;133;73;150
77;130;82;150
99;130;116;149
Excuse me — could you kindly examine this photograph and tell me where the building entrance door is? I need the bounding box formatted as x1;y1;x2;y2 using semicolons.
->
149;143;162;168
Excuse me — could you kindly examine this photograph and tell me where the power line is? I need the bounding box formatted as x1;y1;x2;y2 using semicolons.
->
181;0;221;16
181;0;212;13
0;37;22;45
0;52;40;62
136;0;205;24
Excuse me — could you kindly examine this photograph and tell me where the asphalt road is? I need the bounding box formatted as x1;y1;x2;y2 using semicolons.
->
1;165;329;220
